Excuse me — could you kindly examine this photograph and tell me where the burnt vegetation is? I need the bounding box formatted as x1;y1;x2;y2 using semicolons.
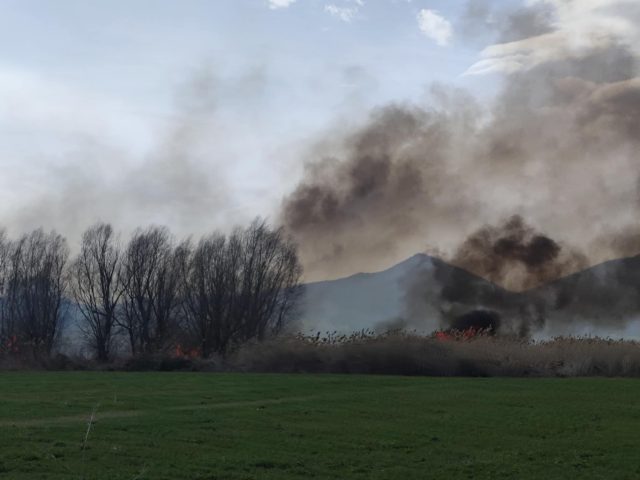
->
0;219;303;364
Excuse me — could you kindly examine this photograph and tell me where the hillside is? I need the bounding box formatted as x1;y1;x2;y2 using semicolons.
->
298;253;509;334
299;254;640;338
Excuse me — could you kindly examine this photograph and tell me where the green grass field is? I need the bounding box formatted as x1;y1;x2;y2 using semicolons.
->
1;373;639;479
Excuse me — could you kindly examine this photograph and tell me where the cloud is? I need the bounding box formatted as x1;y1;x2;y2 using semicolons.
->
324;1;364;23
325;5;358;22
466;0;640;75
280;0;640;284
417;9;453;46
268;0;296;9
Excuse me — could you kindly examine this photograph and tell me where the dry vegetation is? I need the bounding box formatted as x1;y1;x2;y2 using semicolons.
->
5;331;640;377
231;332;640;377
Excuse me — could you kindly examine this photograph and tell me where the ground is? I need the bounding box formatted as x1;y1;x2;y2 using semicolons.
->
0;373;639;479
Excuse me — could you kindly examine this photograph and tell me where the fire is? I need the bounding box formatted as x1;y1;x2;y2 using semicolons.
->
174;344;200;358
435;310;500;341
4;335;19;354
434;328;484;341
435;331;453;341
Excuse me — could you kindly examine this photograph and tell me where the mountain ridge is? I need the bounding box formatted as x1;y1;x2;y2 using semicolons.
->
299;253;640;337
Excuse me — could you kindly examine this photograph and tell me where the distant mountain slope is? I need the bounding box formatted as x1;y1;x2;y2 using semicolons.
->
298;253;509;333
298;254;426;333
298;253;640;337
525;255;640;336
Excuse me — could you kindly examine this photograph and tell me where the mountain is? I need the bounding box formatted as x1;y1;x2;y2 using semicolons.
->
524;255;640;337
298;253;425;333
298;253;640;338
298;253;509;334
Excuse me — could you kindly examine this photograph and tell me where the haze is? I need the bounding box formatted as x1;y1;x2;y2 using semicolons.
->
1;0;639;284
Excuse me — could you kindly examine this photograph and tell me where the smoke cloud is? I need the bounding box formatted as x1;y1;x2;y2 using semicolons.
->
2;67;270;245
451;215;588;292
282;0;640;287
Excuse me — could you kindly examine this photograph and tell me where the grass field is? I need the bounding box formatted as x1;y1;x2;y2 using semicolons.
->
1;373;639;479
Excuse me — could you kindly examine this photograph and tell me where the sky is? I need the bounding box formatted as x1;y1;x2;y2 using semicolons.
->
0;0;504;240
1;0;640;283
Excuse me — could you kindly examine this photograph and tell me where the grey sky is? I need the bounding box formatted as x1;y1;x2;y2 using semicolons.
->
1;0;638;279
0;1;495;242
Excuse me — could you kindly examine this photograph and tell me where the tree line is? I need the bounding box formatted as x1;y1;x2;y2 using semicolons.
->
0;220;303;362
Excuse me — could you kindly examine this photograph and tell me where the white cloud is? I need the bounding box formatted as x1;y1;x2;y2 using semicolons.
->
466;0;640;75
325;5;358;22
324;1;364;23
417;9;453;46
268;0;296;9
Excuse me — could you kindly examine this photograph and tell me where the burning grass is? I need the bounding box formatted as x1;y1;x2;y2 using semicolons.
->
3;332;640;377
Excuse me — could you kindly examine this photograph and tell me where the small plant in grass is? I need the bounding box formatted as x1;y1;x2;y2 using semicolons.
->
80;403;99;480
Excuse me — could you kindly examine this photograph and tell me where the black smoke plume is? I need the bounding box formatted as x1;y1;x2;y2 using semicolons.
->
282;2;640;289
281;1;640;335
450;310;501;335
451;215;588;292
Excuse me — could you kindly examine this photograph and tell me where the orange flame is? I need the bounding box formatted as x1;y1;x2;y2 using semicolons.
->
435;328;483;342
174;344;200;358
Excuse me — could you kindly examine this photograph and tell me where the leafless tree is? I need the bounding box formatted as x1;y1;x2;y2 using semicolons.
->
181;219;303;357
0;229;12;354
2;229;69;357
70;223;124;361
237;219;303;340
0;219;302;360
178;233;229;357
118;226;183;355
0;229;7;279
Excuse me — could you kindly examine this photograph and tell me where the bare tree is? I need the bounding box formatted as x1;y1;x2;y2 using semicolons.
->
0;230;7;281
236;219;303;341
70;223;124;361
179;233;230;358
181;219;303;357
119;226;182;355
0;219;302;360
3;229;69;357
0;229;12;354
